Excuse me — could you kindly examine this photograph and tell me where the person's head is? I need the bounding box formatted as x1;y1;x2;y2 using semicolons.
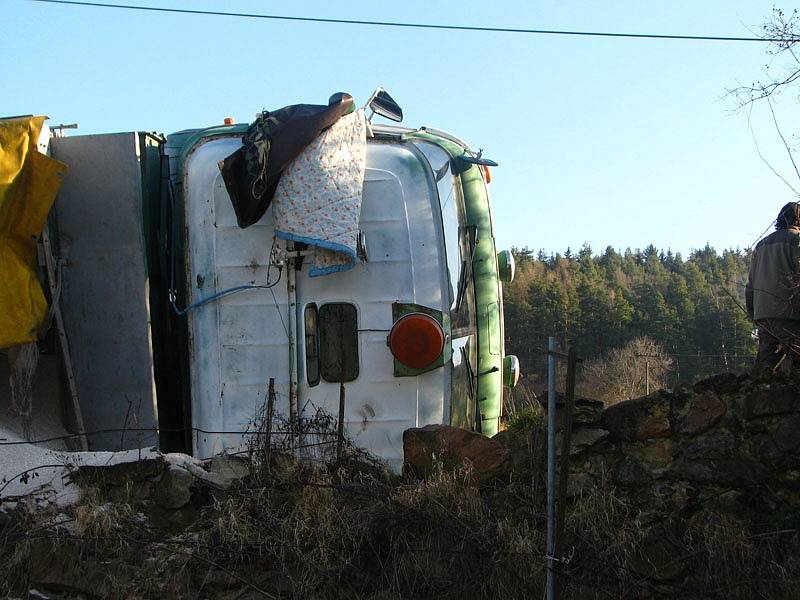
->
775;202;800;230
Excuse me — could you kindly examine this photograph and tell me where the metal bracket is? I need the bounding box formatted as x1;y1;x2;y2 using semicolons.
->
283;250;315;259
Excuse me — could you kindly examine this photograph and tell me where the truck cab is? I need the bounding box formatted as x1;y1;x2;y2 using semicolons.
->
167;118;517;470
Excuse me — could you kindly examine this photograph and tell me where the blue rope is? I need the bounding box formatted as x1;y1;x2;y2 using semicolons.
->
171;284;270;316
167;178;282;316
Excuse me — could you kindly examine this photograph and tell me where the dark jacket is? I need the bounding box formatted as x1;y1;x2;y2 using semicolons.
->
218;95;355;229
746;227;800;321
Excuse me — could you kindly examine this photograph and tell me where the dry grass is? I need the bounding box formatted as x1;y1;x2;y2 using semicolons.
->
503;380;545;434
0;410;798;599
557;474;800;599
73;486;134;539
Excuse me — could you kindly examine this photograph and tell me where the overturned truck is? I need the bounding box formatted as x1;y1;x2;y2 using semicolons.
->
2;91;520;470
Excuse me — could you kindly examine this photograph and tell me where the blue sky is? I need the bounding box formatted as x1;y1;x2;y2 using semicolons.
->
4;0;798;256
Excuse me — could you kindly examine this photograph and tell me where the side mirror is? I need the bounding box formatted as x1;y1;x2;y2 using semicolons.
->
366;88;403;123
503;355;521;388
497;250;515;283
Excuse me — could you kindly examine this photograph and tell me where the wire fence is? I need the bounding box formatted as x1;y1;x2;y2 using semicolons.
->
506;343;758;411
0;376;369;503
0;426;327;447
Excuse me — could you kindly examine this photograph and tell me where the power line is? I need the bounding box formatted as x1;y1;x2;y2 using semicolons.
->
27;0;800;44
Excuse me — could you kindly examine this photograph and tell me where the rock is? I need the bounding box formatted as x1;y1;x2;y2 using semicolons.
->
670;458;735;484
630;533;688;583
154;464;194;510
681;428;737;460
403;424;509;480
601;393;671;441
693;373;745;395
586;453;610;477
710;489;746;510
571;453;611;481
613;456;652;486
779;470;800;484
493;428;544;474
753;415;800;466
754;434;783;462
540;395;605;430
678;391;727;436
773;414;800;453
205;454;251;488
159;453;250;491
746;386;800;417
558;427;609;456
671;428;763;484
572;398;606;426
69;455;165;489
628;438;673;473
565;472;595;497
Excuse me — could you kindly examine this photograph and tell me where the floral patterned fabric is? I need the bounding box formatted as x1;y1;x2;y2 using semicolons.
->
272;110;367;276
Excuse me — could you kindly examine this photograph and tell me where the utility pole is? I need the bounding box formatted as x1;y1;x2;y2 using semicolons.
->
546;336;557;600
337;381;346;462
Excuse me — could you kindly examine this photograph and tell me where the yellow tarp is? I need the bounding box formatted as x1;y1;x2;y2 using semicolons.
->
0;116;67;348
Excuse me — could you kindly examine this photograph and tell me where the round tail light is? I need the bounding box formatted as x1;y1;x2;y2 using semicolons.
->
388;313;445;369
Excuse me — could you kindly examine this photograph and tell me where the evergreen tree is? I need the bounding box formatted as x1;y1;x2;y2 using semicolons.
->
505;245;754;388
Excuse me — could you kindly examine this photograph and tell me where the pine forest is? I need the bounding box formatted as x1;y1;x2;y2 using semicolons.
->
503;244;753;403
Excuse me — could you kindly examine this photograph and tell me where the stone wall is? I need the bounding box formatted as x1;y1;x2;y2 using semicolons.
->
561;373;800;514
405;372;800;516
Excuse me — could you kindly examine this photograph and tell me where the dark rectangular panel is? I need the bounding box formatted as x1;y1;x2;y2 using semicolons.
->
319;303;359;383
51;133;159;451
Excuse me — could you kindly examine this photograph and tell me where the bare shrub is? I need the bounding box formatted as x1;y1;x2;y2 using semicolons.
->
577;336;674;404
503;380;545;433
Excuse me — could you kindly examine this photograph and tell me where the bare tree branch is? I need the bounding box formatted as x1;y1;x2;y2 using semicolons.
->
766;96;800;184
728;8;800;108
746;103;800;196
728;68;800;107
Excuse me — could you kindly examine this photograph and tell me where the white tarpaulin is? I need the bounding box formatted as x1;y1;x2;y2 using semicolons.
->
272;110;367;276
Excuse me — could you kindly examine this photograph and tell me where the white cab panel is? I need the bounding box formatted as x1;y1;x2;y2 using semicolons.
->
184;137;449;470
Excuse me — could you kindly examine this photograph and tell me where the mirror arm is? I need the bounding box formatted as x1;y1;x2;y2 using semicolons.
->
362;87;383;112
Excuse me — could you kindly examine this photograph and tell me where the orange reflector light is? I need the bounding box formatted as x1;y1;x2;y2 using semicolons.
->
483;165;492;183
388;313;445;369
224;117;235;125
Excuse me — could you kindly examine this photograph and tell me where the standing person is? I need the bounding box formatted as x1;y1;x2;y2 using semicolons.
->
746;201;800;373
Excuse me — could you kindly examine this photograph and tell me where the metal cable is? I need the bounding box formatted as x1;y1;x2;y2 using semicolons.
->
27;0;800;44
